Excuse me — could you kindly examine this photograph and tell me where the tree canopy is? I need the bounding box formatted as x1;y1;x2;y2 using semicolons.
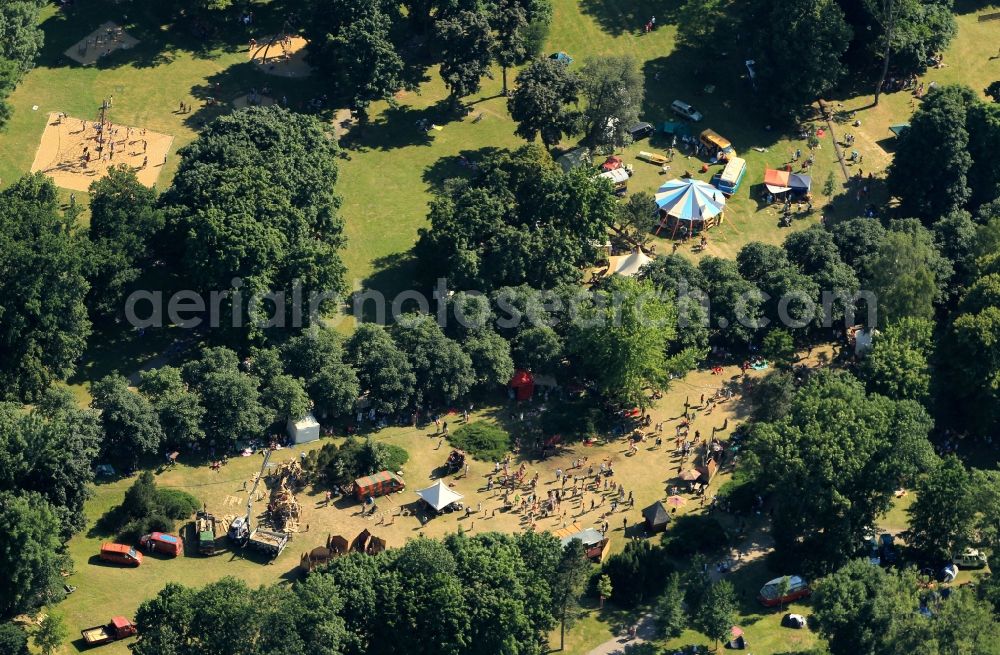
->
416;145;618;291
579;55;644;147
0;175;90;401
745;370;935;573
508;58;581;147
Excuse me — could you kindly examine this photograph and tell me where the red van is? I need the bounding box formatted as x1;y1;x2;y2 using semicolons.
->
139;532;183;556
99;543;143;567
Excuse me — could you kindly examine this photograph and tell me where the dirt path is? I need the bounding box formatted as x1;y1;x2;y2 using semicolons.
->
585;613;657;655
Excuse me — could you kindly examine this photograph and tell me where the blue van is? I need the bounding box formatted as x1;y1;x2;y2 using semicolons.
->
715;157;747;195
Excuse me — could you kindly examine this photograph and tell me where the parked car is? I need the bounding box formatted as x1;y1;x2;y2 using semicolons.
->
879;533;898;564
99;543;143;567
862;537;881;566
671;100;703;122
81;617;137;647
953;548;988;569
627;122;654;141
139;532;183;556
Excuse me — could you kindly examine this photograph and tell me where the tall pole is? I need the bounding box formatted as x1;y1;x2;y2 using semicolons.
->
873;0;896;107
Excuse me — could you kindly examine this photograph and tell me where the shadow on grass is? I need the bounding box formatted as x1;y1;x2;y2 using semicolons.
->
68;321;177;390
341;99;464;152
354;251;422;321
421;146;502;192
577;0;684;37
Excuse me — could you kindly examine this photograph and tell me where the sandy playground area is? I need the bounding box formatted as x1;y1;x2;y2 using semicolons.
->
30;113;173;192
64;21;139;66
248;35;311;77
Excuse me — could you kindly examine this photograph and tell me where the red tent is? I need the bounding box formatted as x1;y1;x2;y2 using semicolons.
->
510;370;535;401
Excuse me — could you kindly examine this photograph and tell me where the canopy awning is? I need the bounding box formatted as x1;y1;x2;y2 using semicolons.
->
889;123;910;137
416;480;463;512
763;168;811;193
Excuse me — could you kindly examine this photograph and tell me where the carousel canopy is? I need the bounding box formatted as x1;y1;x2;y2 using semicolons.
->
654;178;726;222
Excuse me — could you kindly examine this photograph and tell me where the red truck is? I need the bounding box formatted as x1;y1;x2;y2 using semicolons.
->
81;616;137;647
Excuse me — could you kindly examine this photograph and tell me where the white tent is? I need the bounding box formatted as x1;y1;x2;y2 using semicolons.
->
416;480;464;512
610;250;652;277
287;413;320;444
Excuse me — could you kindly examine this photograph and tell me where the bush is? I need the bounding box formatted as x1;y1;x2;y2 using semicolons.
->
102;471;199;540
661;515;730;558
308;437;410;487
714;467;759;516
450;421;511;461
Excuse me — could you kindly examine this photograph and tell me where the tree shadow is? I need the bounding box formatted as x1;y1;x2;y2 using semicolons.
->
67;322;177;390
352;251;422;324
421;146;501;192
577;0;685;37
340;99;463;152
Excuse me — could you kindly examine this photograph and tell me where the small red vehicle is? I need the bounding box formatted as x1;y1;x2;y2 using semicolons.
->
139;532;183;556
81;616;137;647
99;543;143;567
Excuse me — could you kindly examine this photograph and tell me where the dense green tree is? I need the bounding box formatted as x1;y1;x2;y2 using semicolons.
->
966;95;1000;208
654;573;687;639
859;316;934;403
737;242;822;329
182;346;241;385
281;329;359;419
888;86;976;220
199;370;269;450
345;324;416;415
512;326;563;373
746;0;851;118
33;612;66;655
693;580;736;650
932;209;979;290
416;146;618;291
750;370;796;423
0;1;44;71
761;330;796;369
0;391;101;538
436;9;495;104
602;540;672;608
262;373;311;423
944;305;1000;434
0;175;90;401
0;491;67;616
391;314;474;405
553;539;590;651
783;226;860;319
507;58;581;147
162;107;346;341
304;0;405;117
908;456;979;558
615;192;658;248
597;574;613;608
861;0;956;104
579;55;643;146
86;166;164;321
812;560;920;655
0;623;29;655
865;230;938;325
567;277;675;407
138;366;206;449
462;330;515;391
91;375;165;468
698;257;767;347
830;217;886;275
745;370;935;572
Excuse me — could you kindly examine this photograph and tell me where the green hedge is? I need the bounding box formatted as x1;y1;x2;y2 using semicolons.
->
450;422;511;461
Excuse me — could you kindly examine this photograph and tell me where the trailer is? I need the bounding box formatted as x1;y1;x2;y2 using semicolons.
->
81;617;136;647
248;528;289;556
637;150;669;165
